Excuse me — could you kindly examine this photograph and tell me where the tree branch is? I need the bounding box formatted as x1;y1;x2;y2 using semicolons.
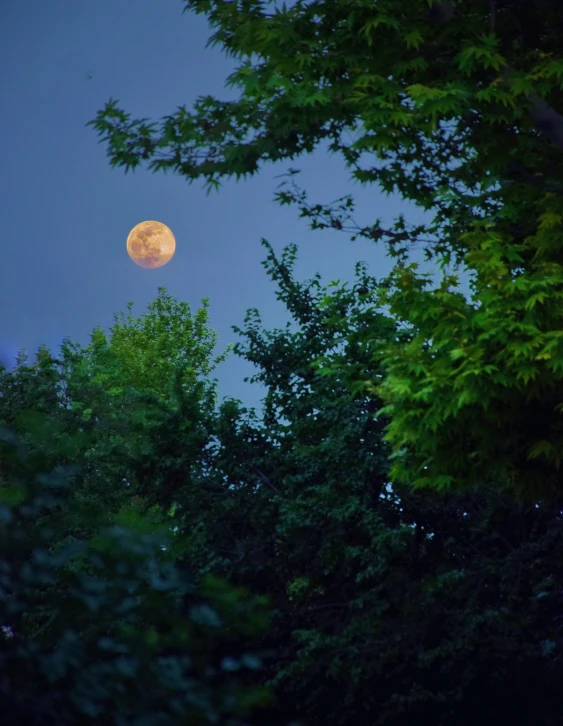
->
507;159;563;196
305;602;350;613
250;465;281;494
430;2;563;155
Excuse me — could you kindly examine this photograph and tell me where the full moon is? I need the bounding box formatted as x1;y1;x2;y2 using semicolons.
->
126;220;176;269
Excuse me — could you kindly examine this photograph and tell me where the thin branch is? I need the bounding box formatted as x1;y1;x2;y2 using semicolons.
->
305;602;350;613
220;549;246;563
506;159;563;196
250;465;281;494
489;0;496;35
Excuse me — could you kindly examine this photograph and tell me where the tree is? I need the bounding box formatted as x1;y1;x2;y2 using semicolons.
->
5;246;563;724
87;0;563;505
123;241;563;726
0;287;230;508
87;0;563;265
0;289;232;647
0;421;281;726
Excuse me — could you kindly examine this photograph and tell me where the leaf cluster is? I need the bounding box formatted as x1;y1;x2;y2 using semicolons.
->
0;423;278;726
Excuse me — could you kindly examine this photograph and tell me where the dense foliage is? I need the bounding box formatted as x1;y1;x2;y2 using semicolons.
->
0;433;278;726
3;247;563;724
110;245;563;726
0;292;281;726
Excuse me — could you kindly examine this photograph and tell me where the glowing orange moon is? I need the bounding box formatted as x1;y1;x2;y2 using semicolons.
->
126;220;176;269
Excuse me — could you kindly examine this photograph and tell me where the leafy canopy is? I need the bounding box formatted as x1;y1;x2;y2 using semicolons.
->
4;247;563;725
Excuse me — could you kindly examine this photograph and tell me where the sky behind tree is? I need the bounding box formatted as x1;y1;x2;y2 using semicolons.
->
1;0;474;417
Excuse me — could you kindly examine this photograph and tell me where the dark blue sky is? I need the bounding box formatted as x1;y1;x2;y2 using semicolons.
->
1;0;474;418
